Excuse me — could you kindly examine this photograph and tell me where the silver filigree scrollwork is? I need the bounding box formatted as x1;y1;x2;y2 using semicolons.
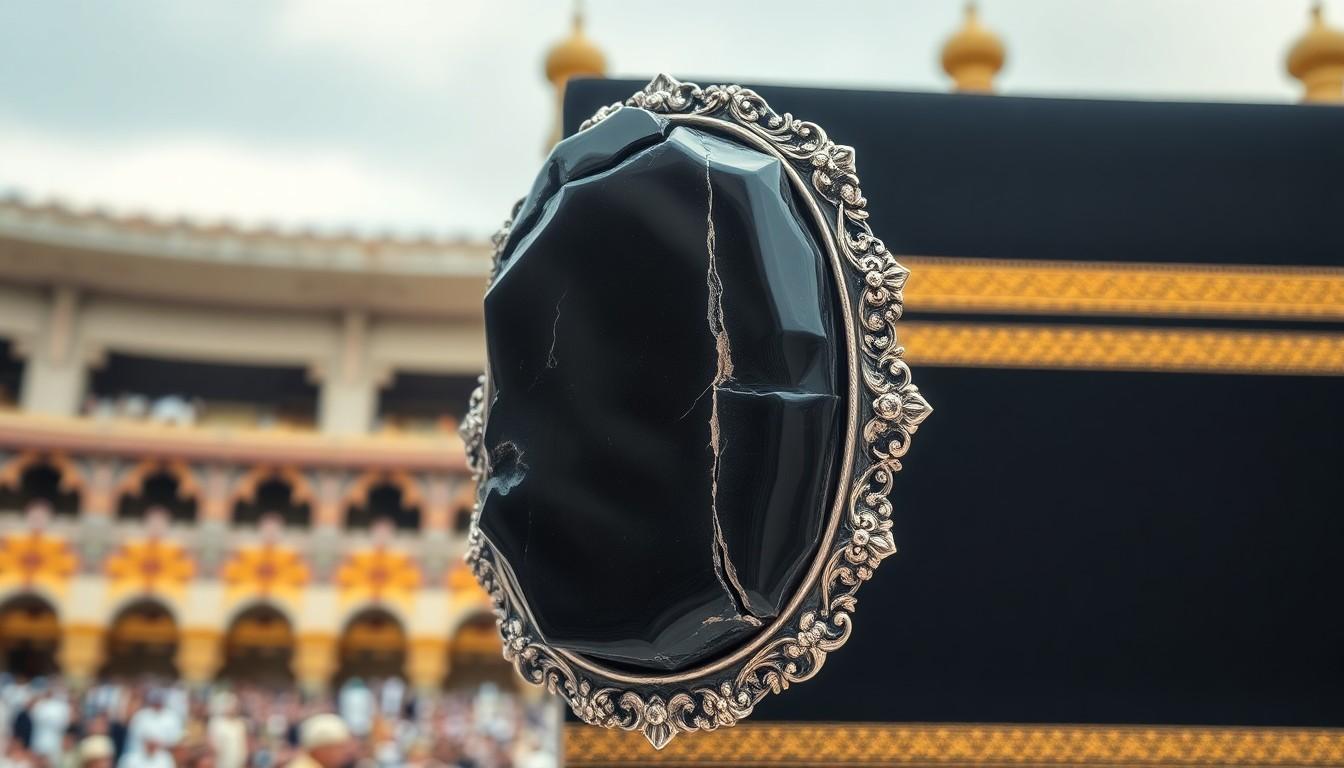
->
462;74;931;749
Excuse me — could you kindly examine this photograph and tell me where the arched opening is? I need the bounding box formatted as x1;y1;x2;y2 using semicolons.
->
220;603;294;688
118;469;197;524
233;475;311;528
0;595;60;679
451;483;475;536
346;482;420;532
375;372;479;434
87;352;318;430
0;338;22;409
453;506;472;534
444;613;515;692
102;599;178;680
336;607;406;686
0;459;80;517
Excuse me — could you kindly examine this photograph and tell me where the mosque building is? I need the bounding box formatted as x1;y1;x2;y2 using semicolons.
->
0;0;1339;705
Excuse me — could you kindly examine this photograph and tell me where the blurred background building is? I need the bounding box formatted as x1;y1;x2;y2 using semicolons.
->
0;204;499;691
0;2;1340;765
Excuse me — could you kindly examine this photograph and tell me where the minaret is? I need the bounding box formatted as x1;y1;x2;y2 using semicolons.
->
1287;2;1344;103
940;2;1006;93
543;4;608;150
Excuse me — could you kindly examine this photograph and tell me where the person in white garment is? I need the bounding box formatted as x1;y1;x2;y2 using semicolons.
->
377;677;403;720
0;675;14;748
120;691;182;768
288;715;355;768
336;679;373;739
28;686;72;763
115;739;173;768
206;692;246;768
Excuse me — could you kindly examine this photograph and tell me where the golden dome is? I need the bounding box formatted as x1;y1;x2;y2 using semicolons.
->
1287;3;1344;102
941;2;1006;93
544;11;607;86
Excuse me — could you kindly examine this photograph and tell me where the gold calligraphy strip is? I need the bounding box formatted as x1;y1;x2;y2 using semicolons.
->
566;722;1344;766
901;257;1344;321
898;322;1344;375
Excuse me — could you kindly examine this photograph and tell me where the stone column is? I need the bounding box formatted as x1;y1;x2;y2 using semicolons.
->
197;464;235;525
292;632;339;694
72;458;120;568
318;311;377;435
58;624;105;687
79;458;119;520
307;470;346;581
176;628;224;686
19;286;86;416
311;470;345;531
195;464;235;573
419;475;456;577
422;475;454;537
406;637;449;693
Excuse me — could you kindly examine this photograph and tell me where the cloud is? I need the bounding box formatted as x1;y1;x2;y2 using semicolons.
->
267;0;509;90
0;0;1310;238
0;123;461;235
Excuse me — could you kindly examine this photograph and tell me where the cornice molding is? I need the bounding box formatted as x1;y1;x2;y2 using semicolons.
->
0;411;467;472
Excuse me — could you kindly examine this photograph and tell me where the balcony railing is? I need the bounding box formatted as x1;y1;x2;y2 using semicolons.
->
0;408;476;584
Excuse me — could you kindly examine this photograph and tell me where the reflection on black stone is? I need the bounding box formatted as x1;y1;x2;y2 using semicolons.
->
486;441;526;497
480;107;844;673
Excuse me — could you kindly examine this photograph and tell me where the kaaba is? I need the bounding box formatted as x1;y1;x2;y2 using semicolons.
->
551;77;1344;766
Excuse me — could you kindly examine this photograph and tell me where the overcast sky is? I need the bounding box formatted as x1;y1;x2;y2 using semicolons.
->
0;0;1322;238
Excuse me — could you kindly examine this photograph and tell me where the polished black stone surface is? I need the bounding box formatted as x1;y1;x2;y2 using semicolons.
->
480;108;844;673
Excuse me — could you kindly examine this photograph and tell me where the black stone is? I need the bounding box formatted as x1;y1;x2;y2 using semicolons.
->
480;107;844;673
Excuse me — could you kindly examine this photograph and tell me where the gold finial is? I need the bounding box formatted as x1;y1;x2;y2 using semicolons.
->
940;2;1006;94
544;2;608;150
1288;2;1344;103
545;4;606;86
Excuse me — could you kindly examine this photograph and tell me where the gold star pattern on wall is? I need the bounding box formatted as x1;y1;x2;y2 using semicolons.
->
446;561;490;606
105;538;195;597
0;531;77;594
335;546;421;606
221;543;309;602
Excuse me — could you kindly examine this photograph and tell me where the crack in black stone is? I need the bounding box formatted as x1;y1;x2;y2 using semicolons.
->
545;288;567;370
701;143;761;626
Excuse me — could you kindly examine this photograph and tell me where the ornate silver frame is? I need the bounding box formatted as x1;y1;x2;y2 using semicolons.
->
460;74;931;748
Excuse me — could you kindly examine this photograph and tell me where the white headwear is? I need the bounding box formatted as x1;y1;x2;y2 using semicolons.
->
300;714;351;750
78;735;115;764
210;691;237;716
